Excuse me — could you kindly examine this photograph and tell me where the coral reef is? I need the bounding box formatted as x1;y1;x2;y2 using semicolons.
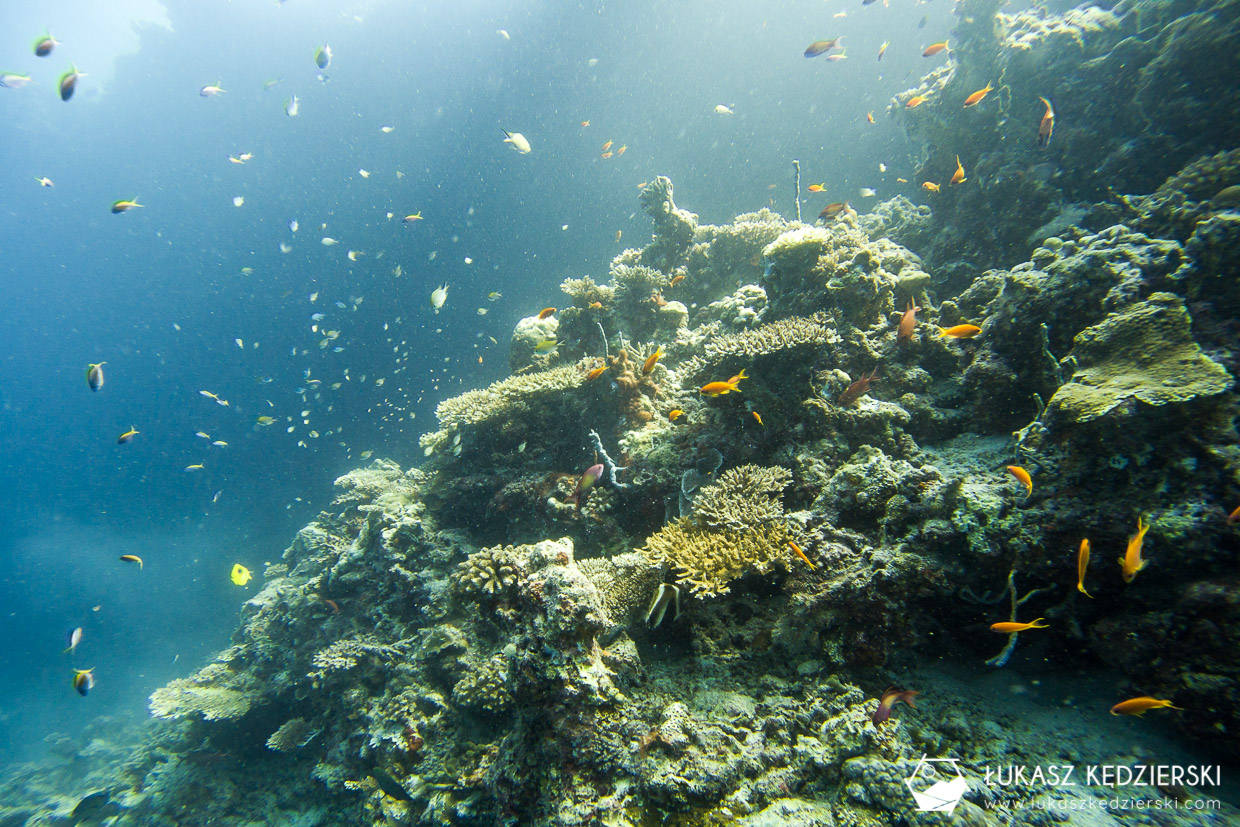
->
16;144;1240;825
890;0;1240;280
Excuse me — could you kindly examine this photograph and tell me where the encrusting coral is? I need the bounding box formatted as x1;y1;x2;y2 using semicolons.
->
1045;292;1233;425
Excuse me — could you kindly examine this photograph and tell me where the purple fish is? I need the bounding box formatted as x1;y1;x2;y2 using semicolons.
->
872;687;919;725
569;464;605;508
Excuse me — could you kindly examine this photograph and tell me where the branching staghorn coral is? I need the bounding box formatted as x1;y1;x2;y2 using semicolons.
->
309;636;402;681
641;464;796;598
691;465;793;532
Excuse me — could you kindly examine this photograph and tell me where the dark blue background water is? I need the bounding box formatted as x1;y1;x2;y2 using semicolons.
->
0;0;948;762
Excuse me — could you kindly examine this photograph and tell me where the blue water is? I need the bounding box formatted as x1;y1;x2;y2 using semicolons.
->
0;0;951;763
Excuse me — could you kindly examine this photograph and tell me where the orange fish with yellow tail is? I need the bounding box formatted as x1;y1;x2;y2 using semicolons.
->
585;364;608;381
538;307;556;320
1076;539;1093;598
990;618;1048;634
897;300;920;342
1007;465;1032;495
642;348;663;374
922;41;949;57
906;95;928;108
1119;515;1151;583
922;181;940;193
937;324;981;338
963;82;994;108
701;368;747;397
787;541;815;569
950;155;966;185
1037;96;1055;148
1110;696;1181;716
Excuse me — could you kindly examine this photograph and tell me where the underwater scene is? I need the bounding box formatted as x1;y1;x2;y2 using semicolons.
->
2;0;1240;824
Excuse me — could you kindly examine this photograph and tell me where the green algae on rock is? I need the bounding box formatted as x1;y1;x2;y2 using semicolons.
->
1046;292;1232;425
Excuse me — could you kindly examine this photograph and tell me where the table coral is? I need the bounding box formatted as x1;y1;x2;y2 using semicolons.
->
148;663;253;721
419;360;591;452
266;717;319;753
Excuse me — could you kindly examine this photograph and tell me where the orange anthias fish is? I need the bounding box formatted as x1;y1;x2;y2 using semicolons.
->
872;687;919;725
1037;96;1055;148
787;540;815;569
1110;696;1182;716
600;151;613;159
642;348;663;374
897;300;920;342
751;411;764;426
866;112;875;124
990;618;1048;633
586;364;608;381
922;181;940;193
922;41;949;57
1007;465;1033;495
701;375;744;396
906;95;928;108
538;307;556;320
1228;503;1240;525
726;368;748;386
617;145;627;155
668;409;686;422
1119;516;1151;583
580;120;590;127
950;155;966;185
963;82;994;108
937;324;981;338
601;140;613;152
807;184;827;193
1077;539;1093;598
669;275;685;287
